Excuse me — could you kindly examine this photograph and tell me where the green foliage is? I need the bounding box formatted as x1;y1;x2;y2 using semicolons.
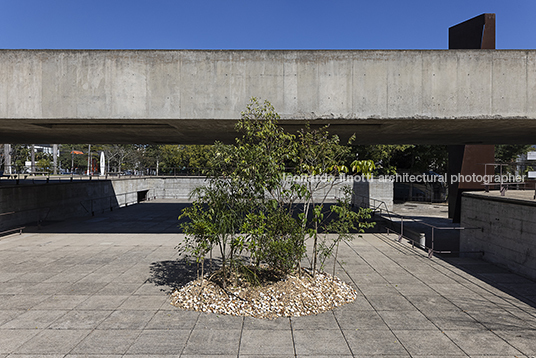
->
352;144;448;175
320;187;374;275
495;144;532;163
178;98;375;287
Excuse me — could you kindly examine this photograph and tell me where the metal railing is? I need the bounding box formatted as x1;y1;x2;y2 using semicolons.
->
0;226;25;237
0;167;209;184
352;194;482;258
384;215;482;258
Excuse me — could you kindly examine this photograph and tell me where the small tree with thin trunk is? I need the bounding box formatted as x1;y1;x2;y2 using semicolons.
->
178;98;374;287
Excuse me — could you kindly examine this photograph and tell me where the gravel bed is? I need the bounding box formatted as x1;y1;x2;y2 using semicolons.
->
170;270;358;319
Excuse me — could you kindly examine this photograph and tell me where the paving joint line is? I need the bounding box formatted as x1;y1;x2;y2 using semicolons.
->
179;310;201;357
370;232;529;356
330;296;355;358
236;315;245;358
288;316;297;358
343;237;472;357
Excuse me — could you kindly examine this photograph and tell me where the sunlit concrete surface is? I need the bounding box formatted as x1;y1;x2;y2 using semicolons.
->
0;199;535;356
1;50;536;144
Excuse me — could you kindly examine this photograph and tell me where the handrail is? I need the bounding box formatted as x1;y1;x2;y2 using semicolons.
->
0;227;25;237
353;194;482;258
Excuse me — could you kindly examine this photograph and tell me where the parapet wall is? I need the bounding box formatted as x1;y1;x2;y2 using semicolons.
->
0;177;206;231
1;176;391;231
460;192;536;281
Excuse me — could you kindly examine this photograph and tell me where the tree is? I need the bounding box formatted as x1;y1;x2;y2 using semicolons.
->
178;98;374;287
495;144;532;164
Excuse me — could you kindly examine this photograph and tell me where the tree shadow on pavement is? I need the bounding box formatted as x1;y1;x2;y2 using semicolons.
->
147;258;221;294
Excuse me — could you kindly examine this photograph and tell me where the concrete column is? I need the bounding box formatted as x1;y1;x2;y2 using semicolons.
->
31;144;35;175
53;144;58;175
3;144;11;175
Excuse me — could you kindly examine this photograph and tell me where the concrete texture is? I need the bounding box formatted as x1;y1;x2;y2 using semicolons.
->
0;176;202;230
460;190;536;281
1;199;536;357
1;176;373;231
1;50;536;145
353;179;394;212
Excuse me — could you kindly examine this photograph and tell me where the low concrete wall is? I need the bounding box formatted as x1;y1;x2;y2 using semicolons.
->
352;180;394;212
460;192;536;281
0;176;393;231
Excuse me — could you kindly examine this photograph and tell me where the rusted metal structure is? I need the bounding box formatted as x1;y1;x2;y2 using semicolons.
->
448;14;496;223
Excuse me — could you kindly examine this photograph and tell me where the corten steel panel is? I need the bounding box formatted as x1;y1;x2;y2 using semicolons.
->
448;14;496;223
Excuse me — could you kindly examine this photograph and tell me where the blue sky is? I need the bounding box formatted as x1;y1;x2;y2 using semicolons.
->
1;0;535;50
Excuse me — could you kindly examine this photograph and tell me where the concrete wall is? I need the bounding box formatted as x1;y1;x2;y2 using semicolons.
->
1;50;534;121
460;192;536;281
352;180;394;212
0;176;393;231
0;177;215;230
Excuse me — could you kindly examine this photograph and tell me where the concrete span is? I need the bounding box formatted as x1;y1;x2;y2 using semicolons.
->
1;49;535;144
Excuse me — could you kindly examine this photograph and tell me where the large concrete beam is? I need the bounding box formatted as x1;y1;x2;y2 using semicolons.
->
1;50;535;144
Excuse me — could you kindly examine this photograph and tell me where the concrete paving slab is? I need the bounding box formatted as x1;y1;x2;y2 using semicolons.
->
0;272;23;283
0;330;40;354
393;330;466;357
494;330;536;356
393;282;437;296
2;200;536;357
423;310;487;331
19;283;72;296
182;329;241;356
239;329;294;355
0;310;25;327
117;295;167;310
126;329;190;355
293;329;352;356
405;294;463;314
12;329;91;354
97;282;143;295
74;295;129;310
291;312;340;330
466;308;536;331
0;293;51;310
7;354;67;358
443;330;523;356
343;329;409;356
47;310;113;330
97;310;156;330
145;310;199;330
133;283;168;296
66;355;122;358
42;272;90;284
31;295;88;310
180;356;236;358
377;310;438;330
242;316;290;330
194;313;243;330
353;283;400;296
0;310;67;329
366;294;416;311
427;283;478;297
56;282;108;295
69;330;140;355
333;307;391;331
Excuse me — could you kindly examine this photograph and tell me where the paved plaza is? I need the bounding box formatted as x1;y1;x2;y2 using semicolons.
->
1;199;536;357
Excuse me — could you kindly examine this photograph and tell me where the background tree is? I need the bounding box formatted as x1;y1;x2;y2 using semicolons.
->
495;144;533;164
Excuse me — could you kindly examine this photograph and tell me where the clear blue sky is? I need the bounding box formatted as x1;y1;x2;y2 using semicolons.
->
1;0;535;50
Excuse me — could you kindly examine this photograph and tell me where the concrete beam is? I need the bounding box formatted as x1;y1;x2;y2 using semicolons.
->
1;50;535;144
